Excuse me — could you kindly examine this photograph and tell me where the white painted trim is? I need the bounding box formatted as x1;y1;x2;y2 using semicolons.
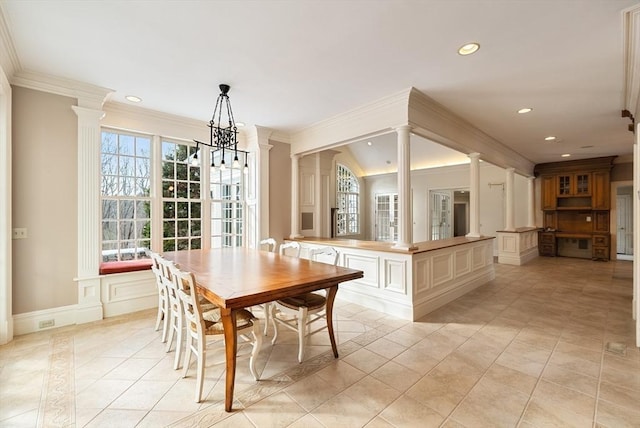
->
13;304;78;336
0;2;21;76
100;270;156;317
11;70;113;109
413;269;494;321
337;286;413;320
0;64;11;344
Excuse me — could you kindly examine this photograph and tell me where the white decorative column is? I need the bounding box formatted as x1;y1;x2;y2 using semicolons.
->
73;106;106;324
0;71;12;344
290;153;303;239
527;176;536;228
634;132;640;346
393;125;416;250
245;125;273;247
467;153;481;237
504;167;515;231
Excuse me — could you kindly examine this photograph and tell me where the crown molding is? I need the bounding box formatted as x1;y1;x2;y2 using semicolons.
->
290;87;412;154
0;3;21;78
11;70;113;109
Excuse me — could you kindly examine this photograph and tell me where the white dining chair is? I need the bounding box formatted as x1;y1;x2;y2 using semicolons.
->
256;237;279;335
172;265;262;403
270;246;339;363
149;251;169;343
259;237;277;253
278;241;301;258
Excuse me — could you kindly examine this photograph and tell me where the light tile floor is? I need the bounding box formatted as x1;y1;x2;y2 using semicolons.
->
1;257;639;427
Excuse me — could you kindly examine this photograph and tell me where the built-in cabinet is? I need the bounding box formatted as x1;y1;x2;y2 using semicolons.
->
535;156;615;260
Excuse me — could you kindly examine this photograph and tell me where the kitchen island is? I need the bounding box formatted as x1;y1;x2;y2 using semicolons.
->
287;236;495;321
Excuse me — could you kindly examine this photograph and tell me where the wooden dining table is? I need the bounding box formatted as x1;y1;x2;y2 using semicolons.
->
163;247;364;412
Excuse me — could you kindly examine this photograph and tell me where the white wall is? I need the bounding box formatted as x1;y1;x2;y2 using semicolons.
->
364;162;531;253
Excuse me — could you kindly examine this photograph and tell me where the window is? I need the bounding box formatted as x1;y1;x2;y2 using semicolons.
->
100;129;249;264
100;130;151;261
210;150;245;247
336;164;359;236
161;140;202;252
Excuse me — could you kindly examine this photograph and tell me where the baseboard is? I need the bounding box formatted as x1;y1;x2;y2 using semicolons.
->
498;247;538;265
13;304;78;336
337;287;413;320
413;268;495;321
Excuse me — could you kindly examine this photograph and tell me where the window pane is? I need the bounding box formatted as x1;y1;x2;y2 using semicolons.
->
176;163;187;180
135;137;151;157
120;200;135;219
191;220;201;237
119;134;134;155
102;221;117;240
102;200;117;220
163;201;175;219
176;182;188;198
162;162;175;179
177;202;189;218
163;181;175;198
163;220;175;238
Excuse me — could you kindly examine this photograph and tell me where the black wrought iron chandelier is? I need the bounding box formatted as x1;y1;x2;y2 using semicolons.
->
193;84;248;173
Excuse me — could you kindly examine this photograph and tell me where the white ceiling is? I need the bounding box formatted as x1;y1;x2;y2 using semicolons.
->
1;0;638;175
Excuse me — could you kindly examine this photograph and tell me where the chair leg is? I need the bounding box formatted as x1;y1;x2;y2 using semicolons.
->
161;301;169;343
263;302;270;336
270;304;279;345
297;306;308;363
165;311;176;353
155;295;163;331
249;321;262;381
195;337;205;403
173;312;183;370
182;337;192;379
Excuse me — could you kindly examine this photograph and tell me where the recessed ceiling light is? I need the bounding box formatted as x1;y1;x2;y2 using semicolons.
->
544;136;556;141
125;95;142;103
518;108;533;114
561;153;571;158
458;42;480;56
367;141;372;146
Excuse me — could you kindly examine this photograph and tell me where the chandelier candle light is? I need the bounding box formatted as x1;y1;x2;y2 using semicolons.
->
193;84;248;174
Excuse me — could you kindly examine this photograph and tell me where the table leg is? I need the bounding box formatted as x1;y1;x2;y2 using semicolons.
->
220;308;237;412
325;285;339;358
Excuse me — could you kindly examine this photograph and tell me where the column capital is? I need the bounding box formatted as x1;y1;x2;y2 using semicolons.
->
506;167;515;173
71;105;105;122
468;152;481;160
527;176;535;182
394;124;412;133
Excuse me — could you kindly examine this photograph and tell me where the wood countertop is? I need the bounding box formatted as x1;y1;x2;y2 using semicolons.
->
288;235;495;255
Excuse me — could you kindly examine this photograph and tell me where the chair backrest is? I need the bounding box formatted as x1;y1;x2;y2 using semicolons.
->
148;251;164;291
259;238;277;252
279;241;301;258
172;267;205;338
309;246;339;266
159;257;182;311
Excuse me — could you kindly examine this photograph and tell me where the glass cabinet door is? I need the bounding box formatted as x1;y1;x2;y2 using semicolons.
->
558;175;571;195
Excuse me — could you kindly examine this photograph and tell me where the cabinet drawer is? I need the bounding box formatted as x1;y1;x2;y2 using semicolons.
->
539;244;556;256
592;246;609;260
539;233;555;244
593;235;609;247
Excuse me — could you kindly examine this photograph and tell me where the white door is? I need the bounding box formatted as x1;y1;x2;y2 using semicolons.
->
374;193;398;242
616;194;634;255
430;190;452;240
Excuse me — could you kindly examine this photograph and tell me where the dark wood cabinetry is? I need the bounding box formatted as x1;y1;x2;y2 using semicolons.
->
534;157;615;261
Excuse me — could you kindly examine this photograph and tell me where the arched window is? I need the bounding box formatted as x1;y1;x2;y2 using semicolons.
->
336;164;359;235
